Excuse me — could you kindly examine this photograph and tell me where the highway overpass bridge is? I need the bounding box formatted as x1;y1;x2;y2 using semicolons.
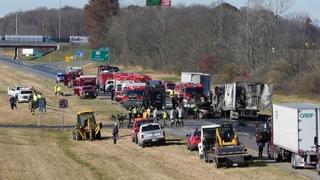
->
0;42;60;59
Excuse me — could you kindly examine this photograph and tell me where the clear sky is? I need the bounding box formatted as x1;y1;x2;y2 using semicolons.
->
0;0;319;22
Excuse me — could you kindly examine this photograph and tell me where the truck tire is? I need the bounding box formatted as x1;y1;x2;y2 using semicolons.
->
291;154;297;169
213;159;221;168
96;130;101;140
204;152;209;163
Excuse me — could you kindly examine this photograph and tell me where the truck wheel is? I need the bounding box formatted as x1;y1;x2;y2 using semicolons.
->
291;154;297;169
141;142;145;148
204;153;209;162
213;159;221;168
96;131;101;140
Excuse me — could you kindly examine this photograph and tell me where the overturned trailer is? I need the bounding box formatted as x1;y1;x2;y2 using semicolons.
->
213;82;272;119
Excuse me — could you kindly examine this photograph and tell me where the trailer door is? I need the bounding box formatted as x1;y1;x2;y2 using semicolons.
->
260;84;273;109
298;109;317;152
223;83;235;110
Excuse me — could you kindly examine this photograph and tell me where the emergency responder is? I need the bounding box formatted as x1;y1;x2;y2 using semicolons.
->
143;110;148;119
31;92;38;115
163;109;168;126
170;108;175;127
57;86;62;96
38;93;45;112
112;123;119;144
178;106;184;127
153;108;158;121
146;107;151;118
54;85;58;97
168;89;174;97
133;106;137;118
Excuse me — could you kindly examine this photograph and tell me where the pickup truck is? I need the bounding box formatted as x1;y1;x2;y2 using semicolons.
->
137;123;165;147
8;86;24;97
131;118;153;143
8;86;33;103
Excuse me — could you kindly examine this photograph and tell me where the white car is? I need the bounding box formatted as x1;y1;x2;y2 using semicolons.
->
56;73;65;83
137;123;165;147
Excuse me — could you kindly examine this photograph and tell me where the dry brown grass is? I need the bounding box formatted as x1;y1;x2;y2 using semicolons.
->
0;128;307;180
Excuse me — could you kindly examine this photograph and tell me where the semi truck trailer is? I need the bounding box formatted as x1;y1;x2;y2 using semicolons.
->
256;103;320;170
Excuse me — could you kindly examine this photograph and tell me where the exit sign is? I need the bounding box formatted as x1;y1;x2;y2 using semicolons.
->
146;0;160;6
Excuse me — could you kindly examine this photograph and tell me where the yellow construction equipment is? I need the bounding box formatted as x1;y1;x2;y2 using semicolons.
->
72;110;102;141
216;124;239;147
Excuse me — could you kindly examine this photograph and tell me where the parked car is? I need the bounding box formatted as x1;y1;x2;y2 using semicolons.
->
56;72;65;83
131;118;153;143
137;123;165;147
17;88;33;103
186;128;201;151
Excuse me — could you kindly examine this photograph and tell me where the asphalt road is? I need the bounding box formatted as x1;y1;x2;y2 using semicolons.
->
0;58;318;179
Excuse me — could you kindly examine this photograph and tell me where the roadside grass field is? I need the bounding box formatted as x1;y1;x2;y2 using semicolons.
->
0;128;307;180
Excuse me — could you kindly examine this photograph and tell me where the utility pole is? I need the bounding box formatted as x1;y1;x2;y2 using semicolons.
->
59;0;61;40
15;11;18;35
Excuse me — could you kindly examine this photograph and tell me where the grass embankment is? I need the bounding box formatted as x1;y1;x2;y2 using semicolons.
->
37;44;91;62
0;128;307;180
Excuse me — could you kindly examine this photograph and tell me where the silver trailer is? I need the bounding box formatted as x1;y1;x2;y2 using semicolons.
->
214;82;272;119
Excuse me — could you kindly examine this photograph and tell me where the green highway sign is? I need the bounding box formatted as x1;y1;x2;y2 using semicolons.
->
91;48;109;61
146;0;160;6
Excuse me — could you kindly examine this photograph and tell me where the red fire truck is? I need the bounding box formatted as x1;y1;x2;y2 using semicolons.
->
64;67;83;87
174;82;204;108
73;75;97;99
117;83;146;108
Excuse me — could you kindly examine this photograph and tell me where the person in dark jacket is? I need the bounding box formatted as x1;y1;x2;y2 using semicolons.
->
111;88;115;101
9;96;17;110
112;123;119;144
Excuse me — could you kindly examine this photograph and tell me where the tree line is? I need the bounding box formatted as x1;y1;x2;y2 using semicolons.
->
0;6;86;40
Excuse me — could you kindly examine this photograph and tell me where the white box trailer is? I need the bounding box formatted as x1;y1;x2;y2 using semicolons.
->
272;103;320;169
181;72;211;95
